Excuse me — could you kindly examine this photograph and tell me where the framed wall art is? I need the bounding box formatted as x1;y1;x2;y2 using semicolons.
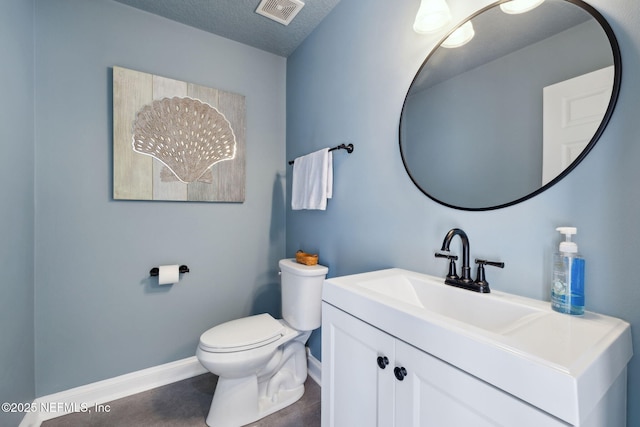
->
113;66;246;202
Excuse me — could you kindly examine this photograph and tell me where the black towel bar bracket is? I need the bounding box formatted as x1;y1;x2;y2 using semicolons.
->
149;265;190;277
288;143;354;165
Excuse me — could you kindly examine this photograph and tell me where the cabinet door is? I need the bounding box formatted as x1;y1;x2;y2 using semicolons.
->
394;340;569;427
322;303;396;427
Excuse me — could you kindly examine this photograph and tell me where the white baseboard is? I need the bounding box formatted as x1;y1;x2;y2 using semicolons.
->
20;351;322;427
19;356;207;427
307;351;322;386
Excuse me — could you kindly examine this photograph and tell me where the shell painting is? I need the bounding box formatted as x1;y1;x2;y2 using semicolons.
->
132;97;237;184
113;66;245;202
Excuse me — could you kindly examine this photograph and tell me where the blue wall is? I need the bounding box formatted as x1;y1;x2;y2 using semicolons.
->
287;0;640;424
33;0;286;396
0;0;36;425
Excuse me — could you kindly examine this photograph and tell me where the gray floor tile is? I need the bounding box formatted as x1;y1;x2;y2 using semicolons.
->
42;374;320;427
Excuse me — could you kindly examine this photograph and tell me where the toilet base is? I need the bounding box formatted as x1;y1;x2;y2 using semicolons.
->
259;383;305;422
205;340;309;427
206;377;305;426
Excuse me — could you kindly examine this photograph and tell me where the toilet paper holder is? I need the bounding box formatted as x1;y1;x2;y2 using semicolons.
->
149;265;190;277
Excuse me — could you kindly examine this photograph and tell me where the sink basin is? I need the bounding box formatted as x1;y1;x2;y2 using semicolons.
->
356;273;542;334
322;267;632;426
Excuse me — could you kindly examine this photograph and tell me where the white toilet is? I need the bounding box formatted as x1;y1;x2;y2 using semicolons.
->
196;258;328;427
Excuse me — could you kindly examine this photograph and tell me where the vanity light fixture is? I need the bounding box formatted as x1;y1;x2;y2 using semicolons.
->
500;0;545;14
441;21;475;48
413;0;452;34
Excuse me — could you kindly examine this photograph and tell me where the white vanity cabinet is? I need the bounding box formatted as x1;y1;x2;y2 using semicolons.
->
322;303;567;427
321;268;632;427
321;303;395;426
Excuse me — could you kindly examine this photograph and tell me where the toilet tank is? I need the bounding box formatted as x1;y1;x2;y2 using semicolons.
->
279;258;328;331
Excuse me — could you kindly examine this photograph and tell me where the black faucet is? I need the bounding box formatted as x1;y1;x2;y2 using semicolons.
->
435;228;503;293
439;228;473;283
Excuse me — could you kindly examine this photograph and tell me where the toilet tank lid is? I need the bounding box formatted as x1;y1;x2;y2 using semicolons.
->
279;258;328;276
200;314;284;350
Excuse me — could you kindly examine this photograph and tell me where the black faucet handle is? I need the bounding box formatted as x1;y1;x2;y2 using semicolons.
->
475;259;505;269
435;252;458;261
474;259;504;293
435;252;459;280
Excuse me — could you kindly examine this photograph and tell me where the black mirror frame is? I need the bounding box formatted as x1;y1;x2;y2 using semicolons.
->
399;0;622;211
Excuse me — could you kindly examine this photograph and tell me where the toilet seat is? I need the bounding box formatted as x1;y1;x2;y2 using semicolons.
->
199;313;285;353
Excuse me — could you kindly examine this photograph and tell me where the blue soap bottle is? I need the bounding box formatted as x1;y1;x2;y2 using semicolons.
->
551;227;585;315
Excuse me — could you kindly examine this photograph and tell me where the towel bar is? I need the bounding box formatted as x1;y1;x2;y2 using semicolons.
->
288;143;354;165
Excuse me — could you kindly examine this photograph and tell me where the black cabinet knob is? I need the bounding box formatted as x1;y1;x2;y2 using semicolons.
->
394;366;407;381
376;356;389;369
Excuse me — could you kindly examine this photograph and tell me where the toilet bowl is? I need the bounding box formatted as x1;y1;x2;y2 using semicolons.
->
196;258;328;427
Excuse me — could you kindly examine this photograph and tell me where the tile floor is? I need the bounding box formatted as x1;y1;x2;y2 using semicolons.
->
42;374;320;427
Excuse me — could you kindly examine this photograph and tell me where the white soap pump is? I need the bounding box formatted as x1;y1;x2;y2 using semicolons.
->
557;227;578;254
551;227;585;315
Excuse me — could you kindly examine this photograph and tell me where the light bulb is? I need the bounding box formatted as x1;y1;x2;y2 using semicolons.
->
441;21;475;48
500;0;545;15
413;0;452;34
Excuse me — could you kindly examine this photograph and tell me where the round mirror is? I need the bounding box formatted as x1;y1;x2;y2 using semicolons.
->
399;0;621;210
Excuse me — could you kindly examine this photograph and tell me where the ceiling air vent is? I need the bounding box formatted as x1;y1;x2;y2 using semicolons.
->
255;0;305;26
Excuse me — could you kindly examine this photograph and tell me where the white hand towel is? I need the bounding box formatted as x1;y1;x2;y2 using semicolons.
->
291;148;333;210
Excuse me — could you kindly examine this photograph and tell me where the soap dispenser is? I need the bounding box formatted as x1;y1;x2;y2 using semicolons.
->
551;227;585;315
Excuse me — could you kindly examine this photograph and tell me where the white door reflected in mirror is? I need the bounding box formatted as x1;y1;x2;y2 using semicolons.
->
542;65;614;185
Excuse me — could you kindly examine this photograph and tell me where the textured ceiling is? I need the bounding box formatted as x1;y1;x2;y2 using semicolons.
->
112;0;341;57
